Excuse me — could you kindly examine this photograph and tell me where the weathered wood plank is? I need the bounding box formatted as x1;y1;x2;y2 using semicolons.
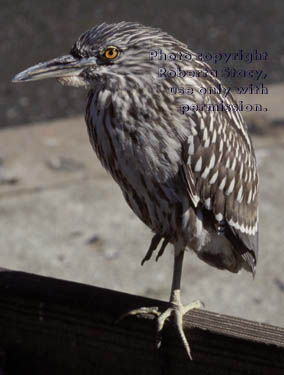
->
0;268;283;374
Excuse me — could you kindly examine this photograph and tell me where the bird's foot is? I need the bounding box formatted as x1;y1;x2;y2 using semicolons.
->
157;299;204;360
116;299;204;360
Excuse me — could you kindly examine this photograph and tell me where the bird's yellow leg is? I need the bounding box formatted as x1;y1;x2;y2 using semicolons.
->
156;289;204;359
116;251;204;360
156;251;204;359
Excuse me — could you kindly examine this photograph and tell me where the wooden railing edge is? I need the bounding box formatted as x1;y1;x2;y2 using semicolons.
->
0;268;283;374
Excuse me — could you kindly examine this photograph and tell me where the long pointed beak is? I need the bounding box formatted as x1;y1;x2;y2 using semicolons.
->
12;54;97;83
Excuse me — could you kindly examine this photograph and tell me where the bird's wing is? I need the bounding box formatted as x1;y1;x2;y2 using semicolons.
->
182;106;258;270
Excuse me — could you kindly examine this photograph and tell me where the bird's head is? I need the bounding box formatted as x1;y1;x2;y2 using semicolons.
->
13;22;188;92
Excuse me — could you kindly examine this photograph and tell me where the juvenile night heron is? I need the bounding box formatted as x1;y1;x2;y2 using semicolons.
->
13;21;258;359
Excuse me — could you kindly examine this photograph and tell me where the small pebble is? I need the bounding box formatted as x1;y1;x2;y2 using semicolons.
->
45;156;85;172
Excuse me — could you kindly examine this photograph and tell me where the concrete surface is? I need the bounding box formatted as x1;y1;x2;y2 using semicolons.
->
0;84;284;329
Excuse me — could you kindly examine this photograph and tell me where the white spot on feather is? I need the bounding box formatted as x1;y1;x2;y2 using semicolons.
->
204;138;210;148
203;127;208;142
209;154;216;170
209;170;218;184
239;163;244;179
212;129;217;143
231;158;237;171
252;187;257;201
204;198;212;209
219;176;226;190
201;167;210;179
237;185;243;202
209;116;214;132
215;213;223;221
248;169;252;182
194;157;202;172
247;189;252;204
188;136;194;155
225;177;235;196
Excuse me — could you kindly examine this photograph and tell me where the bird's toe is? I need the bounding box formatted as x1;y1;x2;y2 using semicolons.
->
183;299;205;313
115;306;160;324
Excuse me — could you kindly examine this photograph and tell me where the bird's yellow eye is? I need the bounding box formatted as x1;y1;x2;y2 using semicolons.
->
103;47;119;60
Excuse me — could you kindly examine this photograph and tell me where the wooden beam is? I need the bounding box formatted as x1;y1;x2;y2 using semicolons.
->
0;268;283;374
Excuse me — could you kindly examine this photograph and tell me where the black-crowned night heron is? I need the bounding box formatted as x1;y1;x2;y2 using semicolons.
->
13;21;258;359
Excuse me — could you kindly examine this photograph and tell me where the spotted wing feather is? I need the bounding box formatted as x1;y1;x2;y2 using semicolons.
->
183;105;258;272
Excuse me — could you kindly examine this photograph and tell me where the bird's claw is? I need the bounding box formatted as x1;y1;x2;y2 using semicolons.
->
116;299;204;360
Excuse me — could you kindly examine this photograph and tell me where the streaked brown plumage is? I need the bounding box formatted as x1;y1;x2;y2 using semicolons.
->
13;21;258;359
